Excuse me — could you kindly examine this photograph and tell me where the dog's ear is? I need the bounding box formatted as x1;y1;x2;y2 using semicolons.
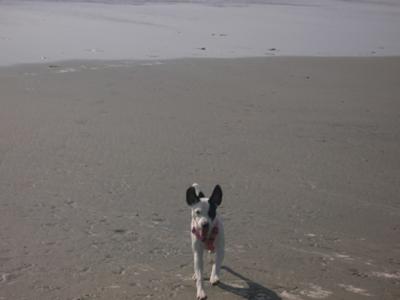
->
209;184;222;206
186;186;200;206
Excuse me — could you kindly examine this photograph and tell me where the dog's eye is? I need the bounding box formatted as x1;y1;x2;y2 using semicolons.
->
195;210;201;215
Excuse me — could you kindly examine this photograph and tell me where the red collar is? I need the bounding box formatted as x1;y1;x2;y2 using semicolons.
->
191;221;219;252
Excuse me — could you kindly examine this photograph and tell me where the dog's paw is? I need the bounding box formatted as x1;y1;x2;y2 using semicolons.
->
192;273;204;281
210;275;220;286
197;289;207;300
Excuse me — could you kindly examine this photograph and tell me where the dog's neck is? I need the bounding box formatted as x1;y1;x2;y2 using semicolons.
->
191;219;219;252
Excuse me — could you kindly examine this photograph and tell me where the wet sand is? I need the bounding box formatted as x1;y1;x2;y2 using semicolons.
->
1;0;400;66
0;57;400;300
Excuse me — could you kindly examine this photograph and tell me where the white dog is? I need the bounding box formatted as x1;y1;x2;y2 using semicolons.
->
186;183;225;300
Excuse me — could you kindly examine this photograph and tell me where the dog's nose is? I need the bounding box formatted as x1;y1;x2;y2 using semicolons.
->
202;223;209;229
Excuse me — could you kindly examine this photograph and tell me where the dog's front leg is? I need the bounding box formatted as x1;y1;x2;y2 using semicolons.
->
210;235;224;285
193;246;206;300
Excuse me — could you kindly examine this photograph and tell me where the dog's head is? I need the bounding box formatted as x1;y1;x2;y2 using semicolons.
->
186;183;222;239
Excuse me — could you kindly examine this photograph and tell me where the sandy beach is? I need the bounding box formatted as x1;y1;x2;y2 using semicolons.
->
1;1;400;300
1;57;399;300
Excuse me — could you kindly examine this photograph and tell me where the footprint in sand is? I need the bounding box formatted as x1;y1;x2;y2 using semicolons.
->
75;118;89;125
348;268;368;278
370;271;400;280
1;273;19;284
111;266;126;275
299;284;332;299
65;199;78;209
338;284;372;297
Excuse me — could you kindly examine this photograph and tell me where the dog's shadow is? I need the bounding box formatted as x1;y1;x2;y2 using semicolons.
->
217;266;281;300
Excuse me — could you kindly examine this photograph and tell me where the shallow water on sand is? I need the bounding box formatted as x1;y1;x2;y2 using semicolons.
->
5;0;400;5
1;0;400;66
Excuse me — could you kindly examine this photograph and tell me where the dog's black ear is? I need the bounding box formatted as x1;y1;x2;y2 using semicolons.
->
209;184;222;206
186;186;200;206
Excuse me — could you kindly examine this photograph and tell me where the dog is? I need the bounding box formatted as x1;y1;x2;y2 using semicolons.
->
186;183;224;300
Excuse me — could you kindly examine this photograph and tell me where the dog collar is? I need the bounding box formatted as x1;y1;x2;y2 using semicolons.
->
191;221;219;252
